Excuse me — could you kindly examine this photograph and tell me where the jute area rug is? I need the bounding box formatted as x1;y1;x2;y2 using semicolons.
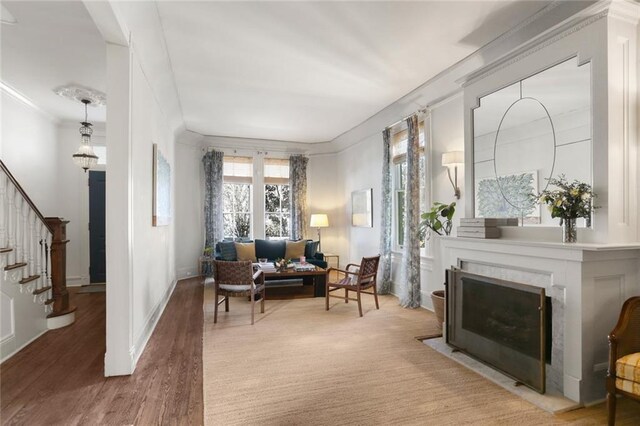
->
202;283;638;425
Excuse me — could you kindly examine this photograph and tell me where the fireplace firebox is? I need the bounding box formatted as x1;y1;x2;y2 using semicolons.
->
446;268;552;393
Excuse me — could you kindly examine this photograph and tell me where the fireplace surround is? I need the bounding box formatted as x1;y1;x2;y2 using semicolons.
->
439;237;640;404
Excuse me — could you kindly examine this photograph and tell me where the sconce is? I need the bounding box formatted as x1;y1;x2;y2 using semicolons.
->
442;151;463;199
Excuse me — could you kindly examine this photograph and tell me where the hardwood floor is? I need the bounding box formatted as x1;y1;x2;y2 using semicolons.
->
0;278;204;425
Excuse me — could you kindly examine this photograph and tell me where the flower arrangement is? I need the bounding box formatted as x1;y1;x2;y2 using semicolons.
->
536;175;595;222
419;201;456;240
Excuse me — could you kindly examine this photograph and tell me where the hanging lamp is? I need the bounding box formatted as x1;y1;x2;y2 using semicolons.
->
72;99;98;172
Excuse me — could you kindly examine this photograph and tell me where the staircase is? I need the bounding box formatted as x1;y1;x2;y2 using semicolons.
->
0;160;75;362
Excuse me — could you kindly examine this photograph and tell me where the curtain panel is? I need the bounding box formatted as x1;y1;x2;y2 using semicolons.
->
378;128;393;294
399;115;421;308
289;155;309;240
203;150;224;249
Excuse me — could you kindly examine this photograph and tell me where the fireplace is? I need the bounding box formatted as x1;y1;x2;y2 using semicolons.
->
446;268;552;393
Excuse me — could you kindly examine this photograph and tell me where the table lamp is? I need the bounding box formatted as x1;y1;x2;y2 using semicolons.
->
310;214;329;251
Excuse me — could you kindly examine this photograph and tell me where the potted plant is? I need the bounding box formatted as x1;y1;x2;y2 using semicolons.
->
419;201;456;330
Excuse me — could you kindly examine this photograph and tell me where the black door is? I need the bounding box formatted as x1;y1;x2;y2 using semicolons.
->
89;171;106;283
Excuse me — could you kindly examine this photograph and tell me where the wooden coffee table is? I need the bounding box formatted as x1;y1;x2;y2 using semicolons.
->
262;265;327;297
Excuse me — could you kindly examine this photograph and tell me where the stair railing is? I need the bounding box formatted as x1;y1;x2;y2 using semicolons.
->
0;160;56;311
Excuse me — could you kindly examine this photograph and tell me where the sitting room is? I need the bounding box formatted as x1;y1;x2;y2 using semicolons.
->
1;1;640;425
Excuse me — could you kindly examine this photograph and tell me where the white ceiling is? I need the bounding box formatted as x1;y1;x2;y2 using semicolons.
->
1;1;555;140
1;1;106;123
157;1;551;143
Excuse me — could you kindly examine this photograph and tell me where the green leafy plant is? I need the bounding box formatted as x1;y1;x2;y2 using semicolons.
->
203;246;213;256
535;175;596;222
419;201;456;239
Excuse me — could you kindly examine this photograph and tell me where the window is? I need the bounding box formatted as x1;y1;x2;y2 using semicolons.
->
223;156;253;238
264;158;290;239
392;123;427;248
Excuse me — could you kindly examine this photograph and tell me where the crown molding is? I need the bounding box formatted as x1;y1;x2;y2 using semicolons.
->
1;81;60;124
607;0;640;25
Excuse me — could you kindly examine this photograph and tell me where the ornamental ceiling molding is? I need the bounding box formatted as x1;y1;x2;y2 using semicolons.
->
459;8;609;88
53;84;106;106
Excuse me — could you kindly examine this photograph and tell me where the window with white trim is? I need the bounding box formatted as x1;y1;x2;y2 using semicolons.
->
392;122;427;249
223;156;253;238
264;158;290;239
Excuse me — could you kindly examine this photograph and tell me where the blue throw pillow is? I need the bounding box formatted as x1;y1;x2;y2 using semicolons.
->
219;241;237;261
305;240;319;258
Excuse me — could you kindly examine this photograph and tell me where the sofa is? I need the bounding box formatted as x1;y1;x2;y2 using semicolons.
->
214;239;327;269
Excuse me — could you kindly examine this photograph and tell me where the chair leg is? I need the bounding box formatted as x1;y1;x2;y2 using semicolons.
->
357;289;363;317
373;284;380;310
607;392;616;426
345;289;349;303
261;287;265;314
225;295;229;312
325;283;330;311
251;291;255;325
214;289;219;324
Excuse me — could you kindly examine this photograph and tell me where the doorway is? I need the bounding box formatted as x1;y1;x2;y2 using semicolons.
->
89;171;106;283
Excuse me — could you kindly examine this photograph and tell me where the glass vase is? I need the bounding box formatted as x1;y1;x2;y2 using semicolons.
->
562;218;577;243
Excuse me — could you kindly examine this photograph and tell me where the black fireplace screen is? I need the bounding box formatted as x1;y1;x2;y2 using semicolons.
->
446;268;549;393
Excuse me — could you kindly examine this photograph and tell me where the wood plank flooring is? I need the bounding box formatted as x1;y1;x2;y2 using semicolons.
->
0;278;204;425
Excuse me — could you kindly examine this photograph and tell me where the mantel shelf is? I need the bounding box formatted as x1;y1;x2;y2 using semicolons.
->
441;236;640;252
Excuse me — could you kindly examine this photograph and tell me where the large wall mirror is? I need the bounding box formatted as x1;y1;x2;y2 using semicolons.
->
473;57;592;227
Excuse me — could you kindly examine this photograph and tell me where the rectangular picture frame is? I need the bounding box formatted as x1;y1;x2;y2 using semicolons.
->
352;188;373;227
153;143;171;226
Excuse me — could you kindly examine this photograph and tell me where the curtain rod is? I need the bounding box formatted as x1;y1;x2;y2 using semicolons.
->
384;108;427;131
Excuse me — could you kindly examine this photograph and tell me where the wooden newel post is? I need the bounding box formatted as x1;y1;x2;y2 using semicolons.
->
44;217;74;316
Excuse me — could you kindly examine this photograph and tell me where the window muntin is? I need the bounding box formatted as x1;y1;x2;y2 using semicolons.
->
223;156;253;238
264;158;290;239
392;122;427;249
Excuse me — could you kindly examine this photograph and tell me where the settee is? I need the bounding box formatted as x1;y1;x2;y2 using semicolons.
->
214;239;327;269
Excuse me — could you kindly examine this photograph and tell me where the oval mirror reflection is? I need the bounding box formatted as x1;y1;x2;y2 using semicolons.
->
494;98;555;217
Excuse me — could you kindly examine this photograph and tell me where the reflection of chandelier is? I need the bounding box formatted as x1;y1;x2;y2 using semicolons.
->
72;99;98;172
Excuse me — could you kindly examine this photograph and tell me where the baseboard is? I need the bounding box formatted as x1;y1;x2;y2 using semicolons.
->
130;278;178;368
0;328;48;364
66;276;88;287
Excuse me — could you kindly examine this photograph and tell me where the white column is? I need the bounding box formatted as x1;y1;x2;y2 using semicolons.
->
105;42;135;376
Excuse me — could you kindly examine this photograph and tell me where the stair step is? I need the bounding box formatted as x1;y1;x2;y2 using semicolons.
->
0;247;13;253
44;298;54;305
47;305;77;319
19;275;41;284
32;286;52;295
4;262;27;271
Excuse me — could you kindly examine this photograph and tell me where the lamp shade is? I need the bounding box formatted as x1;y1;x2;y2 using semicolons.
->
442;151;464;166
310;214;329;228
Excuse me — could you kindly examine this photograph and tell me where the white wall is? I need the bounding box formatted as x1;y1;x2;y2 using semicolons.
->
56;122;106;286
174;136;204;279
0;89;58;361
105;42;177;376
1;91;59;213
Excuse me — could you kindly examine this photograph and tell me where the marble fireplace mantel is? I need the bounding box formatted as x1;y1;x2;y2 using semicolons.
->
438;236;640;404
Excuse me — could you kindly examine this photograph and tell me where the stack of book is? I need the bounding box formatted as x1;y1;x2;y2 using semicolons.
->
254;262;277;272
457;218;518;239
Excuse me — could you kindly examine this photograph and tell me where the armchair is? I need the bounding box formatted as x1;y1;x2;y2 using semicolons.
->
325;255;380;317
607;296;640;425
213;260;265;325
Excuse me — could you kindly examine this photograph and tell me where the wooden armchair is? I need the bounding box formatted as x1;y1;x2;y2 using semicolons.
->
607;296;640;425
325;255;380;317
213;260;265;325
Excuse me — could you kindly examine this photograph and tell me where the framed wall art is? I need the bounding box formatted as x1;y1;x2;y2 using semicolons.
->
352;188;373;227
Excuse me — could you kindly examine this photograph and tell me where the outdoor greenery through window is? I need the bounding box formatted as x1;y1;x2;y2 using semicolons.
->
392;122;427;248
264;158;290;239
223;156;253;238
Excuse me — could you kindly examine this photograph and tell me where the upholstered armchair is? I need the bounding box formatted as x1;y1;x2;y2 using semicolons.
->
607;296;640;425
213;260;265;325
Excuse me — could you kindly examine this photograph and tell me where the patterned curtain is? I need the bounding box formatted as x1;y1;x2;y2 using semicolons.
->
202;150;224;249
399;115;421;308
378;128;392;294
289;155;308;240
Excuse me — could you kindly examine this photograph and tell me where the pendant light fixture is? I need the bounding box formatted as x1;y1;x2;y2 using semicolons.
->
72;99;98;172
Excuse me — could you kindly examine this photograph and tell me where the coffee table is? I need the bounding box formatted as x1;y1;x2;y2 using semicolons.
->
262;265;327;297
